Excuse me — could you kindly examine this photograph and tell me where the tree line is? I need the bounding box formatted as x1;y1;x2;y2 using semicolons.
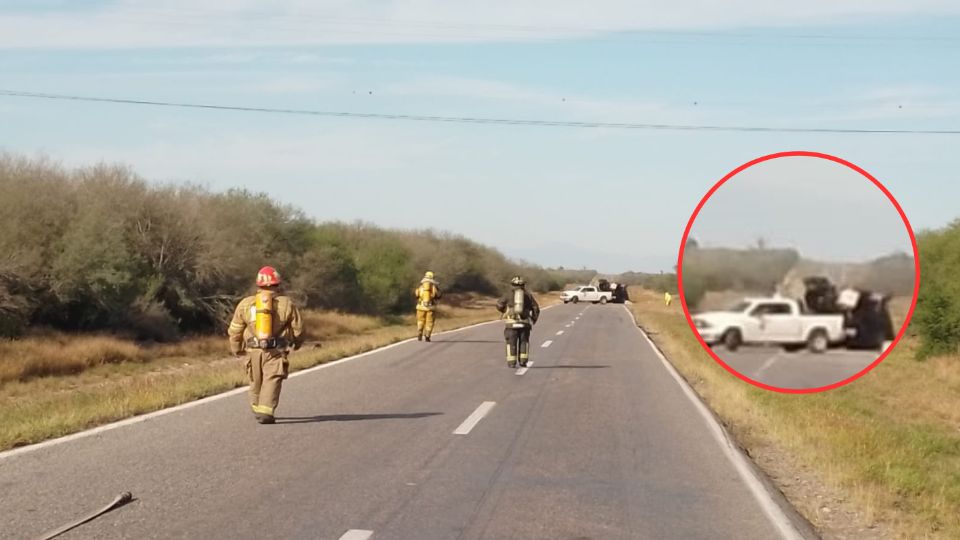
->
0;155;584;340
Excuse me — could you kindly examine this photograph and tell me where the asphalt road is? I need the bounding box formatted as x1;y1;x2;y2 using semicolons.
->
711;345;879;389
1;304;795;540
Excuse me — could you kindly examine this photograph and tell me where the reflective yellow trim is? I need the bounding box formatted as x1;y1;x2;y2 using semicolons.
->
252;404;274;415
519;353;529;359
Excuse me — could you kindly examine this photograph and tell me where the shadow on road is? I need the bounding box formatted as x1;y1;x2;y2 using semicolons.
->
429;340;502;344
274;412;442;424
530;365;611;369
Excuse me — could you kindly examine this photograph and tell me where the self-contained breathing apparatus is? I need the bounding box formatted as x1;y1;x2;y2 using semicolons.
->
247;289;287;350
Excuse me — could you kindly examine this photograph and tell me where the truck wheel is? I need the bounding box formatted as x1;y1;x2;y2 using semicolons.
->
600;297;608;305
807;329;829;354
722;329;742;352
571;296;579;304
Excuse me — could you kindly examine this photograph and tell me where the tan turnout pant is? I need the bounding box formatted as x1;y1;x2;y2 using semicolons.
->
417;309;436;337
245;349;288;417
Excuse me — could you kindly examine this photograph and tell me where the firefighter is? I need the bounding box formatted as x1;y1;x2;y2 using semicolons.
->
228;266;304;424
496;276;540;368
664;291;673;306
415;271;442;342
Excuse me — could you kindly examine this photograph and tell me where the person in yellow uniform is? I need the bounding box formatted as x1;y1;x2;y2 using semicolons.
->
228;266;304;424
415;271;442;342
664;291;673;307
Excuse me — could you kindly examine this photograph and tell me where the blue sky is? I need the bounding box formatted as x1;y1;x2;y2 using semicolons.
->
690;155;916;262
1;1;959;273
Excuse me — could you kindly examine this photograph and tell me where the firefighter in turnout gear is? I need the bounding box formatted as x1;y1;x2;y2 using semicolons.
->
496;276;540;368
228;266;304;424
415;271;442;341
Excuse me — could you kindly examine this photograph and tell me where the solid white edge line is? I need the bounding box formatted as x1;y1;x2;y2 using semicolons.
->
339;530;374;540
541;340;553;348
0;305;561;461
453;401;496;435
515;361;533;376
621;305;808;540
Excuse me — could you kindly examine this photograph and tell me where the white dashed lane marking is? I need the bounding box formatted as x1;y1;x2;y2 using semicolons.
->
339;530;373;540
541;340;553;348
453;402;496;435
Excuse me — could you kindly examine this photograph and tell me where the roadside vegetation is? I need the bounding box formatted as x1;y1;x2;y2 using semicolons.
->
0;154;580;450
680;242;914;310
0;292;560;451
913;218;960;358
0;154;583;341
625;219;960;538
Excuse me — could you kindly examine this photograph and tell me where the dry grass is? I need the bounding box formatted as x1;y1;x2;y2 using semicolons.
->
627;286;960;539
0;292;556;451
0;332;228;385
301;311;385;342
0;334;149;383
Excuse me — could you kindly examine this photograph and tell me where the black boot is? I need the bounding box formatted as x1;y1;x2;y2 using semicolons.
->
425;335;431;342
417;332;423;341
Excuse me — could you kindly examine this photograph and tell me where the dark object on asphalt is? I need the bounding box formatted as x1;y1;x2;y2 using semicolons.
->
802;276;895;350
35;492;134;540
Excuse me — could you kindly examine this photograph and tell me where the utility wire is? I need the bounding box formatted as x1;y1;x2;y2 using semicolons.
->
2;89;958;135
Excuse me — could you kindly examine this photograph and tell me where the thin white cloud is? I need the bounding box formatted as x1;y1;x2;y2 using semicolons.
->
242;74;344;94
152;52;356;66
53;124;451;184
383;75;702;124
1;0;959;49
793;85;960;123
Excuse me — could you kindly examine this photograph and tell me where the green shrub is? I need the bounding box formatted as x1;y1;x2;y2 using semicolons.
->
0;154;568;336
914;221;960;358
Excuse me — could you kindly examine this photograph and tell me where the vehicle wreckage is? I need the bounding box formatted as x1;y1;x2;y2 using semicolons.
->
802;276;896;350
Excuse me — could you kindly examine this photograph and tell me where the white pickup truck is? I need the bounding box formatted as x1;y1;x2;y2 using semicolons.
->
560;285;613;304
692;296;846;353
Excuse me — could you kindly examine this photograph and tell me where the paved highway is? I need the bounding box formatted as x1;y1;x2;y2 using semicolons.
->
711;345;878;389
0;304;811;540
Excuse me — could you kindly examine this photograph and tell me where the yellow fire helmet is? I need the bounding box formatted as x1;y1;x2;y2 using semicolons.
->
424;271;435;280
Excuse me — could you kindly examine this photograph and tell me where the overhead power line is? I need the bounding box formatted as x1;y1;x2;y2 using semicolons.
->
1;89;958;135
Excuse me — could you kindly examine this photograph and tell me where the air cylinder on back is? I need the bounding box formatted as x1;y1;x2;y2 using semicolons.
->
255;289;275;341
512;288;525;319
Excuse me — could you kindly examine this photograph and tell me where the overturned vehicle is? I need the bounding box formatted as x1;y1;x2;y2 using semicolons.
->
802;276;895;350
597;279;630;304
